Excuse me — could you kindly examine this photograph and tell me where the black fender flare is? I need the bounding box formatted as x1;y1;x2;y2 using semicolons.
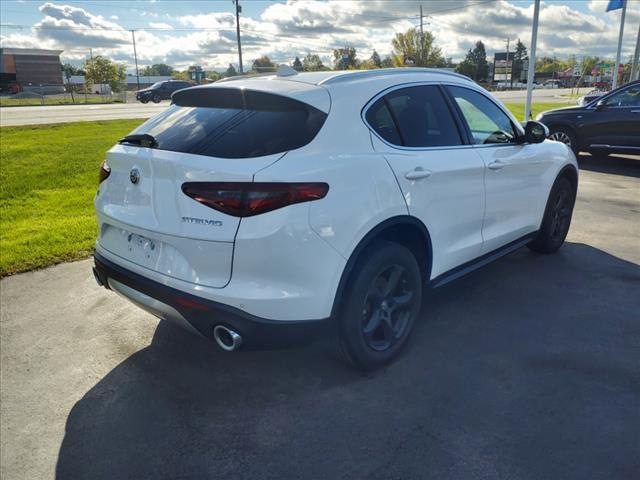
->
330;215;433;317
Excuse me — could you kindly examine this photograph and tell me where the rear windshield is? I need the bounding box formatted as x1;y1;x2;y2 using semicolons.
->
128;87;328;159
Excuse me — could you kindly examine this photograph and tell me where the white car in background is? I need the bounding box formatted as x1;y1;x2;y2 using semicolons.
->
93;67;578;369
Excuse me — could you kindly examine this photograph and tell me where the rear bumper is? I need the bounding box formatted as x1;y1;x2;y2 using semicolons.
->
93;253;332;350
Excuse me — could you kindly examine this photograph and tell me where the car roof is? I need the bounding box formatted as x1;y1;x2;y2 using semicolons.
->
189;68;476;114
217;67;471;87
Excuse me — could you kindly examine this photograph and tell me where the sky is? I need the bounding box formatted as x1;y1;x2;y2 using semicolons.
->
1;0;639;72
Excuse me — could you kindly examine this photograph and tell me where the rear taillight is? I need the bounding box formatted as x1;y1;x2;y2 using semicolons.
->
181;182;329;217
99;161;111;183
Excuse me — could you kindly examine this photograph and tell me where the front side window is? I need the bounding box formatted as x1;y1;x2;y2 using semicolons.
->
128;87;327;159
365;85;462;148
604;85;640;107
448;86;518;145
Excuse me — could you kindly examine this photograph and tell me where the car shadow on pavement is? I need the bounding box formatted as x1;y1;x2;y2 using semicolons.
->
578;153;640;178
56;243;640;480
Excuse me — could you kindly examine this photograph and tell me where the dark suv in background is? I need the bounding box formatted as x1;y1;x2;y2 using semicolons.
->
136;80;192;103
537;80;639;156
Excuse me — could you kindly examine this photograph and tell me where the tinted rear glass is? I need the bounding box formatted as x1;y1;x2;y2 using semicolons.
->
129;87;327;159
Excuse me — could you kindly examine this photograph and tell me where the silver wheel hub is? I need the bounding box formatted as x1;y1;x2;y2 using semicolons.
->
550;131;572;147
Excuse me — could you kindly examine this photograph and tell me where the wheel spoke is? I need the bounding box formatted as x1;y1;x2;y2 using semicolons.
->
390;291;413;311
363;309;382;336
381;314;397;340
381;266;403;298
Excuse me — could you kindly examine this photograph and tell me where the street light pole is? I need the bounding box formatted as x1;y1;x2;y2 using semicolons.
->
612;0;627;90
234;0;243;74
630;21;640;82
524;0;540;122
131;30;140;90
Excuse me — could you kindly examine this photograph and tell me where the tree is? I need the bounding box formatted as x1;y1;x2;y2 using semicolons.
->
252;55;276;73
292;56;303;71
512;39;528;83
83;56;126;92
206;71;221;82
61;63;84;76
391;28;445;68
302;53;326;71
141;63;174;76
333;47;358;70
371;50;382;68
380;56;394;68
454;41;488;81
225;64;238;77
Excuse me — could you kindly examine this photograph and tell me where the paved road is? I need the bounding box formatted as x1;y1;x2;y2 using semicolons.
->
1;155;639;479
0;101;169;127
0;88;578;127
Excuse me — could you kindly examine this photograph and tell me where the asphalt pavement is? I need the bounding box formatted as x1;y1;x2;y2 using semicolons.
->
1;154;638;479
0;88;577;127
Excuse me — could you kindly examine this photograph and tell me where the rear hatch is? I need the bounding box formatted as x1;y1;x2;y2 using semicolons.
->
96;82;329;288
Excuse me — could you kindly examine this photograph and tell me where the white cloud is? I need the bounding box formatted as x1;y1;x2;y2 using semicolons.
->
0;0;637;71
148;22;173;30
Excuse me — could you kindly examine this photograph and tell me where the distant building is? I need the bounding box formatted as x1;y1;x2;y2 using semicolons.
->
0;47;64;88
493;52;515;82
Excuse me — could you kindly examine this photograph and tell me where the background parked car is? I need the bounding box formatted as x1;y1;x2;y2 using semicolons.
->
577;89;606;106
538;80;640;155
135;80;192;103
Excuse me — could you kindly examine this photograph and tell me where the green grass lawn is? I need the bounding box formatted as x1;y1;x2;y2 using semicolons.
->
0;101;570;276
0;96;125;107
503;101;572;121
0;119;143;276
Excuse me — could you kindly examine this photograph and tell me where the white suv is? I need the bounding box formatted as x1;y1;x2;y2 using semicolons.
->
93;67;578;369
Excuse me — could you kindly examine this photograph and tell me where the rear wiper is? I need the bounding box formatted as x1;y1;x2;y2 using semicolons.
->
118;133;158;148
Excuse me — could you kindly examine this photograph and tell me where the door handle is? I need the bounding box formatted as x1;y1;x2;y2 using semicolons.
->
405;167;432;180
488;160;505;171
631;110;640;114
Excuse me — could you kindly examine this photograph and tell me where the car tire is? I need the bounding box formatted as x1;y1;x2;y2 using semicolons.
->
152;94;161;103
548;126;578;155
140;98;149;104
335;241;422;370
528;177;575;254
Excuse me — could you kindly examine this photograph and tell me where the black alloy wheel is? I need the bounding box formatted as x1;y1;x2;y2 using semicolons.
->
528;176;575;254
336;241;422;370
361;264;415;352
549;186;572;243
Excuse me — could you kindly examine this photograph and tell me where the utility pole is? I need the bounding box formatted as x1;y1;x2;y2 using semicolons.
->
90;48;93;60
131;30;140;90
612;0;627;90
419;4;424;63
506;38;511;89
234;0;243;74
630;21;640;82
524;0;540;122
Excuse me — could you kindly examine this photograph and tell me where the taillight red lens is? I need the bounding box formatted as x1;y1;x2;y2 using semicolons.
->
99;161;111;183
181;182;329;217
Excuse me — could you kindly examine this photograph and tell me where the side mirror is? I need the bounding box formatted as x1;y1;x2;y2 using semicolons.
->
595;99;606;111
524;121;548;144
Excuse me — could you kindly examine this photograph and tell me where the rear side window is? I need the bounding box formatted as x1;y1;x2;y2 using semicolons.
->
365;85;462;148
130;87;327;159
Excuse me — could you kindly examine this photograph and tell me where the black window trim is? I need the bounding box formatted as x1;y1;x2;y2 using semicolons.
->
361;81;472;151
441;84;526;148
586;81;640;109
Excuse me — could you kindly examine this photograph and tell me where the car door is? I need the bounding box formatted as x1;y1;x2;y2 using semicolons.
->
445;85;554;254
365;84;486;278
582;83;640;150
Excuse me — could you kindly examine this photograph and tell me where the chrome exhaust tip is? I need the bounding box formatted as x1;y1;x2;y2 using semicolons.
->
213;325;243;352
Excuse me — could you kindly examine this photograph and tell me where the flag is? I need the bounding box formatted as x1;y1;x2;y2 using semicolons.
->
606;0;625;12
